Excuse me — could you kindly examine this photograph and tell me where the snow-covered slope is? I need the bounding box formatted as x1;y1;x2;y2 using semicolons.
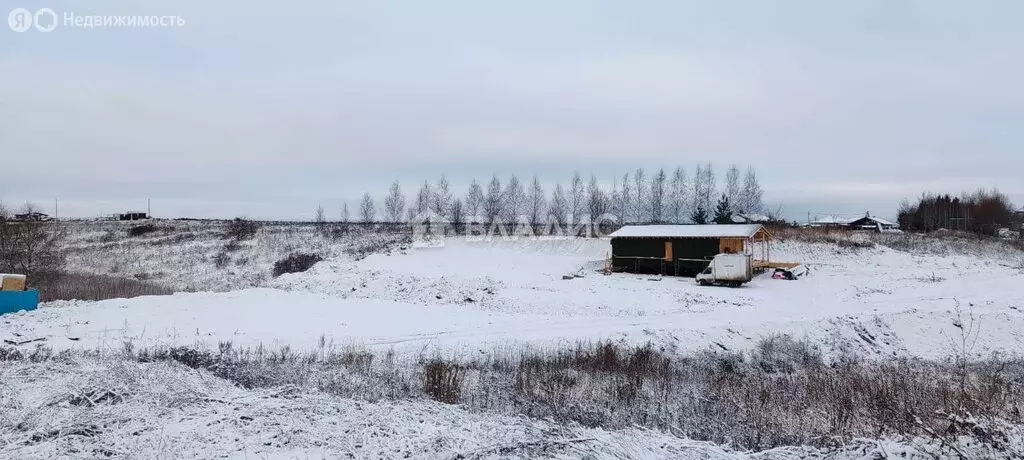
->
6;236;1023;359
2;357;1017;459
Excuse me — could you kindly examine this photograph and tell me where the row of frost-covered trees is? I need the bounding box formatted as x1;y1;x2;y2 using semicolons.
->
340;164;765;226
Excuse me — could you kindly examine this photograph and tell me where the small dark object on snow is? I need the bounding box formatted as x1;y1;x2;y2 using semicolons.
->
3;337;45;346
562;275;574;280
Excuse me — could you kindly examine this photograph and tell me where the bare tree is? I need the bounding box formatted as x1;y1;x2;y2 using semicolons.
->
450;198;465;231
609;177;622;225
650;168;666;223
740;166;764;214
704;163;717;213
619;172;632;223
465;179;484;223
569;171;584;224
484;175;503;224
587;175;608;221
725;165;742;215
314;204;326;225
549;184;568;227
692;163;715;219
502;174;526;225
527;176;546;228
432;176;452;219
341;203;350;223
359;192;376;223
416;181;432;215
383;181;406;223
633;168;647;224
0;202;66;282
668;166;688;223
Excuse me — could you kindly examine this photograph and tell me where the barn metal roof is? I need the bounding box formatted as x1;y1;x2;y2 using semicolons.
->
609;224;765;239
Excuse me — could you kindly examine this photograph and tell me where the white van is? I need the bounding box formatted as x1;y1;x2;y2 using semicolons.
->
696;253;753;287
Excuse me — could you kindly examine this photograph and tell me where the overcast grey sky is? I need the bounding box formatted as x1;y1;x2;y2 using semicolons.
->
2;0;1021;221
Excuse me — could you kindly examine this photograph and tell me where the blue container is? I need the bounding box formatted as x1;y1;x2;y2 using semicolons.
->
0;289;40;315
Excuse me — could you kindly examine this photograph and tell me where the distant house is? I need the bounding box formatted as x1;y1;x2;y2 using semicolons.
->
118;212;149;221
608;224;772;276
731;213;771;224
807;215;853;228
847;213;898;231
12;212;50;222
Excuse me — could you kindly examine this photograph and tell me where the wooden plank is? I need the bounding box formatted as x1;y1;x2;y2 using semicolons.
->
754;260;802;269
664;241;673;261
1;276;26;291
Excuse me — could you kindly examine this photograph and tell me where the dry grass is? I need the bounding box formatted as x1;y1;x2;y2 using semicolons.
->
34;272;175;302
6;337;1018;452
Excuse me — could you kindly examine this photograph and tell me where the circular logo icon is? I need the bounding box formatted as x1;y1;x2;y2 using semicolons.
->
33;8;56;32
8;7;32;32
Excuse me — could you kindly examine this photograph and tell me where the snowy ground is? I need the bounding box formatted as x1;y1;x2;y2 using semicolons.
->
5;235;1023;360
4;227;1024;458
1;357;1016;459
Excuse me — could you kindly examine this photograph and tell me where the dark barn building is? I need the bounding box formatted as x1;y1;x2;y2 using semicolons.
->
119;212;149;221
609;224;771;277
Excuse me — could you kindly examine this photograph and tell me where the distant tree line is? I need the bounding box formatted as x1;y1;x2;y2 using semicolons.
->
897;189;1017;236
341;164;766;227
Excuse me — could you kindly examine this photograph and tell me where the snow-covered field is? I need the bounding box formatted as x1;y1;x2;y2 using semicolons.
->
3;223;1024;458
7;232;1024;360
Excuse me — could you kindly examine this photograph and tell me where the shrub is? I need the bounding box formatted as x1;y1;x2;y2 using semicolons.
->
422;358;463;404
271;253;322;277
836;239;874;249
0;217;67;280
126;224;158;237
226;218;260;240
35;272;174;302
212;252;230;269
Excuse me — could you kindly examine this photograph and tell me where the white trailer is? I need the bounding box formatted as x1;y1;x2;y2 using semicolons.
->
696;253;753;287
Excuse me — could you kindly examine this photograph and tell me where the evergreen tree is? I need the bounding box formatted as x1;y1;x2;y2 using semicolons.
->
691;206;708;224
713;193;733;224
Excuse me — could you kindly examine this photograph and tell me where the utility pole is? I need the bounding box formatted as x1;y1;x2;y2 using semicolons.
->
54;199;58;220
148;198;151;218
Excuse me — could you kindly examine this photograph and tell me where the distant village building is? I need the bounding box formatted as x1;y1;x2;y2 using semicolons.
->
12;212;50;222
118;212;150;221
847;213;898;231
807;215;853;228
730;213;771;224
807;212;897;232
